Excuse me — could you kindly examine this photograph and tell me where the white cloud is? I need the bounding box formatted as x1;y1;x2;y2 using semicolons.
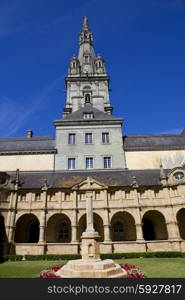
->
0;75;63;137
155;127;184;134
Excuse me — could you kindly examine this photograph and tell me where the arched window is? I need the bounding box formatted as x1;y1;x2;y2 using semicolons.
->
46;214;71;243
111;212;136;241
113;221;123;233
85;94;91;103
58;221;69;242
14;214;40;243
142;210;168;241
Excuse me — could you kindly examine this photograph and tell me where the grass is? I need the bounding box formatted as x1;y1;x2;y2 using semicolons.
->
0;258;185;278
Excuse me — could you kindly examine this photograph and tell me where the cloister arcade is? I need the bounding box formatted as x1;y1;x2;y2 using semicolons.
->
8;209;185;245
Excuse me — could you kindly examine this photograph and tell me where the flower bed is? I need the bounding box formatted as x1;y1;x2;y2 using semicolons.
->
39;264;146;278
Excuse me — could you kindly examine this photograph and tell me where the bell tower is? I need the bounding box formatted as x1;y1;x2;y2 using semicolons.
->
63;16;113;117
54;17;126;171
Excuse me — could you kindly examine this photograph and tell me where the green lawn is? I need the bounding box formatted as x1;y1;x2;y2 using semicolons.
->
0;258;185;278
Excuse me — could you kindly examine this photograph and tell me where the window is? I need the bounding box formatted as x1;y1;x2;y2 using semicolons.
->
85;133;92;144
84;55;89;63
83;112;94;119
20;193;26;201
85;94;91;103
58;221;69;242
113;221;123;233
68;133;75;144
68;158;76;169
104;157;111;168
174;172;184;180
86;157;94;169
35;193;40;201
102;132;110;144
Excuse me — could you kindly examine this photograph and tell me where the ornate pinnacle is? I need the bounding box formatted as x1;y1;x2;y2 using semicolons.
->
159;161;167;186
160;161;166;180
131;176;139;188
42;178;49;191
82;16;89;31
14;169;21;191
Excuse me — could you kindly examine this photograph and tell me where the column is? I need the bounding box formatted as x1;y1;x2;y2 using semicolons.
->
39;209;46;243
71;225;78;242
39;187;48;244
163;188;181;240
71;191;78;242
103;190;111;242
8;192;18;243
135;222;144;241
133;189;144;241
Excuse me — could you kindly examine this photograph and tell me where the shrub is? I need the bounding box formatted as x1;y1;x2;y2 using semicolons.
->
3;255;23;261
25;254;81;261
101;251;184;259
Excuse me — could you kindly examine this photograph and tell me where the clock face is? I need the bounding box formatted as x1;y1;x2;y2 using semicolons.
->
83;65;89;73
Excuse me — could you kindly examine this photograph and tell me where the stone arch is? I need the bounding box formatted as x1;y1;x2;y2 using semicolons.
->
142;210;168;240
14;214;39;243
0;215;6;244
111;211;136;241
78;213;104;242
46;213;71;243
176;208;185;239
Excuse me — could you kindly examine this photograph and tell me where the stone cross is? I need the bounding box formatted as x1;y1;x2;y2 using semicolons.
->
86;177;94;232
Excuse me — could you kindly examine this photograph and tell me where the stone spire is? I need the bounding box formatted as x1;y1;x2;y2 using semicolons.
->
64;17;112;116
79;16;93;46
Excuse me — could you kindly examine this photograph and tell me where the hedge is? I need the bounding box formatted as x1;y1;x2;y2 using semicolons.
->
1;252;185;262
101;252;184;259
24;254;81;261
2;255;23;261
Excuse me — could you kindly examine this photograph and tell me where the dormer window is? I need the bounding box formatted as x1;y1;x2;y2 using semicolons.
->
83;112;94;119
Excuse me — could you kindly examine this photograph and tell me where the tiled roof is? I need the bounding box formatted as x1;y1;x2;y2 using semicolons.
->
0;137;56;153
123;134;185;151
8;169;163;189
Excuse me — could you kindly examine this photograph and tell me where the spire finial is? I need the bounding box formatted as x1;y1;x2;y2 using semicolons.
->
83;16;89;30
79;16;93;46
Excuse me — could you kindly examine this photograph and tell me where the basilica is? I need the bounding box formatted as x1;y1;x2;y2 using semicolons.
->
0;17;185;256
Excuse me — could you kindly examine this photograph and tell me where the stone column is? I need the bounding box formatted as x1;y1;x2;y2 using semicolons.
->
38;183;48;254
71;225;78;242
8;192;18;243
103;190;111;242
104;224;111;242
163;188;181;240
39;209;46;243
166;221;180;240
71;191;78;242
135;223;144;241
133;189;144;242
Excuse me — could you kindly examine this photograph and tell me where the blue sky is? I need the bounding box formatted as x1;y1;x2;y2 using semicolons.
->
0;0;185;138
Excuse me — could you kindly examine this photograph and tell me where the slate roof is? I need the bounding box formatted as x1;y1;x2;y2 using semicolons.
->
8;169;163;189
0;137;56;154
54;105;123;126
123;134;185;151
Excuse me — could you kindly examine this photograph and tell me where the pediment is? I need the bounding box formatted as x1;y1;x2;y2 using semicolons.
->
72;176;107;190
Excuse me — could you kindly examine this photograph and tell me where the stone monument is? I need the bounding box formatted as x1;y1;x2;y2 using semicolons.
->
56;177;126;278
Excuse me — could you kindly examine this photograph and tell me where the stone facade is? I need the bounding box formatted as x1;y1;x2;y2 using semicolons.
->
0;17;185;256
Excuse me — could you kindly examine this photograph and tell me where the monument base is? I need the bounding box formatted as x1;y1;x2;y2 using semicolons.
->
56;259;127;278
